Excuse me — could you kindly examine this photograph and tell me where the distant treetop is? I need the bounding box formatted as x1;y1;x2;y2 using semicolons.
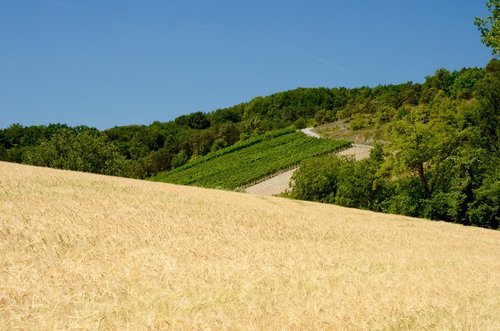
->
475;0;500;57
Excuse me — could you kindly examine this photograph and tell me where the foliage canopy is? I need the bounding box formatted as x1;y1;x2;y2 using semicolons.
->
475;0;500;56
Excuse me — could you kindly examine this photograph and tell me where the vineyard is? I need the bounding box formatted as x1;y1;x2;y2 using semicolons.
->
151;128;350;189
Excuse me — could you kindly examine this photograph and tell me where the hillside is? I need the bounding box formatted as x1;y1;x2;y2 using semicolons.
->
244;139;373;196
1;161;500;329
1;64;489;180
151;128;349;189
2;60;498;228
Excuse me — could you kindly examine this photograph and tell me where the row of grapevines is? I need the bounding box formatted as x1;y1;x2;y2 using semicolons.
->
165;127;296;175
151;131;350;190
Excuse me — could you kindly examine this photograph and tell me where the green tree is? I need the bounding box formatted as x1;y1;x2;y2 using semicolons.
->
475;0;500;56
23;129;131;176
171;150;190;169
211;138;227;152
334;158;381;210
290;152;386;210
386;98;463;200
475;59;500;153
467;166;500;229
290;155;344;203
175;111;211;130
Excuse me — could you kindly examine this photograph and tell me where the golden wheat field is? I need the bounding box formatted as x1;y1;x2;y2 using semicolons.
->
1;161;500;330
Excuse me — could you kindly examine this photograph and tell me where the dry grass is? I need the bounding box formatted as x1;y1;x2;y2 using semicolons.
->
335;145;373;161
1;161;500;330
314;121;386;145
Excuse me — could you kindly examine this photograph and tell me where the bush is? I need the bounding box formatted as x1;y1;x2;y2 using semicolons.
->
293;118;307;129
171;150;190;169
349;114;366;131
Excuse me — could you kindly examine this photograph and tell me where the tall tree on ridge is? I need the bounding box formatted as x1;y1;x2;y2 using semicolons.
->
475;0;500;57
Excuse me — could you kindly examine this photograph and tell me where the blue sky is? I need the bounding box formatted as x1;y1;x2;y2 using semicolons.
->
0;0;493;129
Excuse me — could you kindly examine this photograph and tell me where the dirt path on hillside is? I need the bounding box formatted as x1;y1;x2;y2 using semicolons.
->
244;144;372;196
300;127;321;138
244;168;297;196
337;144;372;160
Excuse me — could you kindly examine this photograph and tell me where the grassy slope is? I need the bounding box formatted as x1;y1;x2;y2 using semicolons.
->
1;162;500;329
314;121;388;145
152;129;350;189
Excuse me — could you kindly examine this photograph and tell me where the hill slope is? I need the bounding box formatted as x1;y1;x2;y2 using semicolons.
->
244;144;373;196
151;128;349;189
1;162;500;329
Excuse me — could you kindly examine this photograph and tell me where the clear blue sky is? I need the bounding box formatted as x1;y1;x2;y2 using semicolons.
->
0;0;493;129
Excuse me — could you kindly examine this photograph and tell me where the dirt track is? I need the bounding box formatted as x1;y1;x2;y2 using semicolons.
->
245;144;372;196
337;144;372;160
244;168;297;195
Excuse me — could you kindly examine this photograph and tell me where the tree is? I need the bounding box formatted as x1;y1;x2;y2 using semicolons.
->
175;111;211;130
334;158;381;210
211;138;227;152
23;129;132;176
475;0;500;56
467;166;500;229
385;93;478;202
290;155;344;203
171;150;189;169
475;59;500;153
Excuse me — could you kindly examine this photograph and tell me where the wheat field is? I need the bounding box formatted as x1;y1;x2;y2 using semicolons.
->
1;161;499;330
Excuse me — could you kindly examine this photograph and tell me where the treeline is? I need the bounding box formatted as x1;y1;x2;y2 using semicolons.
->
289;59;500;229
1;62;491;178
